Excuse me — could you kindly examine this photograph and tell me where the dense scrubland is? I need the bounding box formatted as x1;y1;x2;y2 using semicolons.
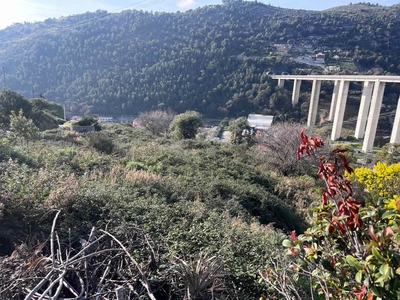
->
0;91;399;299
0;119;313;299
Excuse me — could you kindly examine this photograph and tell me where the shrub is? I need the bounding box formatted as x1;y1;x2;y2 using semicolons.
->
374;143;400;164
88;133;114;154
77;116;97;126
258;123;322;176
136;110;175;136
264;130;400;299
171;111;202;139
350;162;400;209
228;117;252;145
9;109;39;147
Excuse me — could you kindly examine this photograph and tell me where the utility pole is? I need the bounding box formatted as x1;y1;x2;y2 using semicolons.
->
2;66;6;89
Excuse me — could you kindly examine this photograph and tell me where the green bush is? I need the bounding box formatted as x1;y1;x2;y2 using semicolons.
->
88;133;114;154
170;110;202;139
77;116;97;126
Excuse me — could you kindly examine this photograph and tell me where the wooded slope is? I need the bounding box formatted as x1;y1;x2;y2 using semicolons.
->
0;2;399;117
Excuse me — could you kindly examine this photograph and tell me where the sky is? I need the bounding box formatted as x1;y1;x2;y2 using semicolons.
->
0;0;399;30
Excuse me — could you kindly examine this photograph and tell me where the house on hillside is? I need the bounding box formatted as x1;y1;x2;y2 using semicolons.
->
274;44;292;52
247;114;274;131
99;116;113;123
315;53;325;63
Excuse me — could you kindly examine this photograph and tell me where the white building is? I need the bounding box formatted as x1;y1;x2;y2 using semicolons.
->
247;114;274;131
315;53;325;63
99;116;113;123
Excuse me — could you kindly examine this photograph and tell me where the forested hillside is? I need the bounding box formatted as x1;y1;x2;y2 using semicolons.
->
1;2;399;117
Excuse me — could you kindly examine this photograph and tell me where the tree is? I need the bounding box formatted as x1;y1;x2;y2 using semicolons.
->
30;98;64;119
170;111;202;139
259;123;319;176
0;90;32;127
9;109;39;147
136;110;175;136
228;117;251;145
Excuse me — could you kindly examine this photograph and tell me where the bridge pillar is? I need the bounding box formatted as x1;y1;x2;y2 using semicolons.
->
307;79;321;127
292;79;302;105
390;95;400;143
328;80;340;121
331;80;350;141
278;79;284;87
355;81;374;139
362;80;386;152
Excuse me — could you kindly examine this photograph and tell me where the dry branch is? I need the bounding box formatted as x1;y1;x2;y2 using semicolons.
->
1;211;161;300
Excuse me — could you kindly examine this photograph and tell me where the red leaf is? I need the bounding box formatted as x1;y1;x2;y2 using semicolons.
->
332;148;348;153
354;285;367;300
368;225;378;242
322;191;329;205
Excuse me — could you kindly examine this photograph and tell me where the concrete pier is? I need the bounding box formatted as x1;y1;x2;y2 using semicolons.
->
271;75;400;152
328;80;339;121
292;79;301;105
331;80;350;141
390;96;400;144
355;81;374;139
362;81;386;152
307;80;321;127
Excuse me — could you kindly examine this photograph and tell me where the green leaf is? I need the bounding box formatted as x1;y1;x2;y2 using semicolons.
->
370;285;381;297
396;267;400;275
355;270;363;283
282;239;293;247
379;263;389;276
297;258;307;266
372;247;385;262
346;255;362;270
364;274;371;287
382;210;396;220
375;275;387;284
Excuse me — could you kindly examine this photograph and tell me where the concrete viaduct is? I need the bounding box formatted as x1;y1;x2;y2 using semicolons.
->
271;75;400;152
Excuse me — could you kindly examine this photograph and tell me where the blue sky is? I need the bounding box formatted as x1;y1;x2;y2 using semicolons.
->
0;0;398;29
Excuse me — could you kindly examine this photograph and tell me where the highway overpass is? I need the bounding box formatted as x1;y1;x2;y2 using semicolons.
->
271;75;400;152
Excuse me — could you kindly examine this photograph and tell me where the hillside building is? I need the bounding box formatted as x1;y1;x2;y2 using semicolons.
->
247;114;274;131
315;53;325;63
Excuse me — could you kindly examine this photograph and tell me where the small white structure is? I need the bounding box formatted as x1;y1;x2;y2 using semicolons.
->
247;114;274;131
274;44;292;52
99;116;113;123
315;53;325;63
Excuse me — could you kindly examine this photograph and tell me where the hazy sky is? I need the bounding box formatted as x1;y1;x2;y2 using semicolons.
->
0;0;398;30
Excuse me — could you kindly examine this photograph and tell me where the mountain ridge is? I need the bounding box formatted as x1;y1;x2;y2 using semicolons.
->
1;2;399;118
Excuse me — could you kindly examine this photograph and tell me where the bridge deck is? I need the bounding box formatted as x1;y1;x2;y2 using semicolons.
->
272;75;400;83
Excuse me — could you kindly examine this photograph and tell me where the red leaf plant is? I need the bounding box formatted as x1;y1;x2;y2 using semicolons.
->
297;131;363;234
264;130;400;300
